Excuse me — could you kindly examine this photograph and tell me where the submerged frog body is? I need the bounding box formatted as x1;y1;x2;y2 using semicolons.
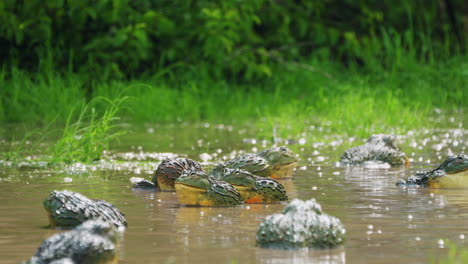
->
25;220;121;264
152;158;205;191
43;190;127;228
213;168;288;203
397;154;468;188
340;134;408;166
256;199;346;250
132;179;157;190
175;170;243;206
212;146;298;179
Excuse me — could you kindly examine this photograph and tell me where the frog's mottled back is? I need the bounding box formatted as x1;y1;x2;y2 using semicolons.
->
217;146;298;178
24;220;121;264
340;134;408;166
256;199;346;249
43;190;127;228
214;168;288;203
152;158;205;191
175;170;243;206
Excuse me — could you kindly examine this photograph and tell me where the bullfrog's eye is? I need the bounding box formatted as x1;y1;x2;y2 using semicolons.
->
280;146;287;152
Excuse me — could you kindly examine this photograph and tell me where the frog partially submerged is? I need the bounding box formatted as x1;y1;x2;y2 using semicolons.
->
340;134;408;166
43;190;127;228
152;158;205;191
24;220;121;264
174;170;243;206
213;168;288;203
256;199;346;250
212;146;298;179
397;154;468;188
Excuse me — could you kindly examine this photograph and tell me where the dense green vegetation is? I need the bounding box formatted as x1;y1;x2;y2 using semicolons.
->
1;0;467;78
0;0;467;141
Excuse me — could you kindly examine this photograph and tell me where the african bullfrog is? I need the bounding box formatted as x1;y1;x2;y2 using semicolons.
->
256;199;346;249
397;154;468;188
213;168;288;203
24;220;122;264
174;170;243;206
152;158;205;191
212;146;298;179
43;190;127;228
340;134;409;166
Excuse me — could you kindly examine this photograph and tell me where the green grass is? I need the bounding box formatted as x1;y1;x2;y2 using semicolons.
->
50;96;127;163
433;241;468;264
1;58;466;139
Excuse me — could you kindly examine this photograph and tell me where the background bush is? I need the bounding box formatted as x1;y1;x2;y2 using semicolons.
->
1;0;467;80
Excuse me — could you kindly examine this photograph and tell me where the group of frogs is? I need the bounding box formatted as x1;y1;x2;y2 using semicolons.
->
133;145;298;206
24;134;468;263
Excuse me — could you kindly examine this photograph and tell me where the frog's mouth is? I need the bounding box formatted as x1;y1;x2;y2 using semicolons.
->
175;183;205;191
446;168;468;176
279;161;298;166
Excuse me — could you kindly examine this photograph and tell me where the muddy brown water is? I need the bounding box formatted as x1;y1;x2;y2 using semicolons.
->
0;123;466;263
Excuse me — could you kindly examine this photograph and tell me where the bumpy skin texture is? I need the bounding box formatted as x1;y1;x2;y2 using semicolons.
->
213;168;288;203
43;190;127;228
340;134;407;166
397;154;468;187
256;199;346;250
212;146;298;178
24;220;121;264
152;158;205;190
175;170;243;206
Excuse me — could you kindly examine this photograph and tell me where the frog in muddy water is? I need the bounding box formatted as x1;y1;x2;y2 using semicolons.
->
212;146;298;179
397;154;468;188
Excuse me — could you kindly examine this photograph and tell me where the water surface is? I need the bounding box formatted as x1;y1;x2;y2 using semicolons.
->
0;123;466;263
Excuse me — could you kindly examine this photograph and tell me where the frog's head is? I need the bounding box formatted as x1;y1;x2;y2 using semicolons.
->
439;154;468;174
43;190;64;214
219;168;257;187
175;170;210;189
258;146;298;166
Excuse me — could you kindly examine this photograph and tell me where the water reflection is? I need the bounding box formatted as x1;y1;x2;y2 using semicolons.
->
0;124;466;263
256;247;346;264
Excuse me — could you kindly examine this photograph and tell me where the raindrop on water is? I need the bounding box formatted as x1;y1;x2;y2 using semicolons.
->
63;177;73;183
438;239;444;248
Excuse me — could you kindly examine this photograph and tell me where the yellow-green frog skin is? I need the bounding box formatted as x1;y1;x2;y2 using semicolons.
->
214;168;288;203
175;170;243;206
213;146;298;179
397;154;468;188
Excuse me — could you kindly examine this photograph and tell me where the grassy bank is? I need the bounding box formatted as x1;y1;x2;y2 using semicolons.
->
1;57;466;139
